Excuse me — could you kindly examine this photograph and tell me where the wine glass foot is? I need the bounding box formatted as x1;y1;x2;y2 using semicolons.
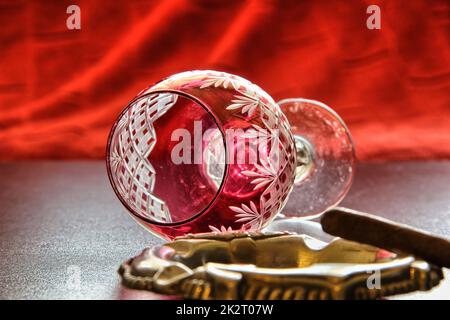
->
279;98;355;218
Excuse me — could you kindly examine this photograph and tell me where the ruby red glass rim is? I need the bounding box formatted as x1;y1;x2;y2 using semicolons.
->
106;89;229;227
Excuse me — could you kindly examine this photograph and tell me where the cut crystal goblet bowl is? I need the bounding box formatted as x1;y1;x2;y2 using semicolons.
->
107;70;354;239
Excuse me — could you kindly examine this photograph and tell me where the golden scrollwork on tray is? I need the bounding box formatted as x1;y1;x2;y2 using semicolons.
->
118;231;443;300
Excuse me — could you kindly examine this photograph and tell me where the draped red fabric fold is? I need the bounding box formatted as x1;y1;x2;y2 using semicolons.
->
0;0;449;160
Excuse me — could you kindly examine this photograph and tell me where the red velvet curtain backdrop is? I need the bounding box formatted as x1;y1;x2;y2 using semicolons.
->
0;0;449;160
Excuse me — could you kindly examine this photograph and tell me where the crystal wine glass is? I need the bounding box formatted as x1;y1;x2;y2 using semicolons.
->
106;70;354;240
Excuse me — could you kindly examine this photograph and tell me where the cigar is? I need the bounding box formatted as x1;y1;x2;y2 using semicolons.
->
321;207;450;268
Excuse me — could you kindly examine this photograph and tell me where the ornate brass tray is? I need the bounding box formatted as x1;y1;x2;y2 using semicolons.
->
119;232;443;300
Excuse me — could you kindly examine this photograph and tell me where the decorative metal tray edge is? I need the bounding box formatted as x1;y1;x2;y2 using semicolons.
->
119;232;443;300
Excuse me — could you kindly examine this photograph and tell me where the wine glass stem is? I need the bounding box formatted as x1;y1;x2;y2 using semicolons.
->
294;134;314;184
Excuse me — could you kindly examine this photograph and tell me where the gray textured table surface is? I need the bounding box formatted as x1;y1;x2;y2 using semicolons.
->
0;161;449;299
